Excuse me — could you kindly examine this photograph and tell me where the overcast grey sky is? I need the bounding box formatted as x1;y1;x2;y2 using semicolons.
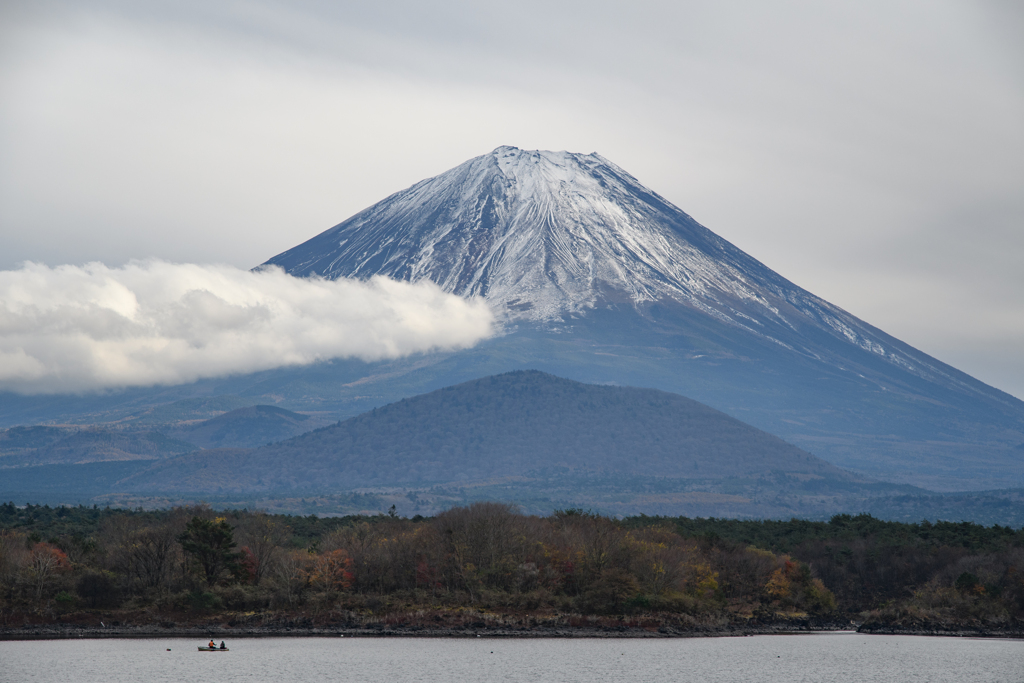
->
1;0;1022;397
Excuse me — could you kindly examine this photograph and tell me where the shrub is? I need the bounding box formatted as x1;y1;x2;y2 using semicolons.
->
186;589;223;612
76;571;120;609
580;568;639;614
54;590;77;611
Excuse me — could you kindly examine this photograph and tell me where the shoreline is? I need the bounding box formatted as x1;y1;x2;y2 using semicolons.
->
3;623;1022;641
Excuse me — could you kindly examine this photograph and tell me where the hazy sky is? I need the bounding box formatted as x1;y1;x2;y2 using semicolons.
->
1;0;1022;397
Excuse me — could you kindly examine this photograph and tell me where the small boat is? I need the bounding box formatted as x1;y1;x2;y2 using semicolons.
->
198;646;229;651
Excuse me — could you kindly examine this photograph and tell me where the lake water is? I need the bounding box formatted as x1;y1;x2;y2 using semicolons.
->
1;633;1022;683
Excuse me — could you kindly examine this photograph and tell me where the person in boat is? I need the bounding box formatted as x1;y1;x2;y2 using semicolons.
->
219;641;226;650
208;639;216;649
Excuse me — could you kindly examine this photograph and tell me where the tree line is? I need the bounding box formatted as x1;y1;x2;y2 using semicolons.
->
1;502;1021;630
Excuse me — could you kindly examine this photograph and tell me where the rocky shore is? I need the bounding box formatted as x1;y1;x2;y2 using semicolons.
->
4;609;1021;640
858;621;1024;639
0;625;853;640
0;614;879;640
8;620;1023;639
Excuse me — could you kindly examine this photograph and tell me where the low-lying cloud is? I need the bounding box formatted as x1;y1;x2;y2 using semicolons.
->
0;261;495;394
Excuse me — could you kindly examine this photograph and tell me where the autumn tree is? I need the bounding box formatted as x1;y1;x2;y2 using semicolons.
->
306;550;354;593
624;527;690;596
549;509;625;595
272;549;314;605
0;530;29;602
29;542;71;601
105;515;181;593
435;502;528;597
236;512;290;585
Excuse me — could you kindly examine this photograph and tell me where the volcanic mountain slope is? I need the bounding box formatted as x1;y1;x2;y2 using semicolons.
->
119;371;863;497
1;147;1020;494
262;146;1024;490
0;426;197;467
6;373;1022;523
0;405;321;468
166;405;319;449
263;146;967;387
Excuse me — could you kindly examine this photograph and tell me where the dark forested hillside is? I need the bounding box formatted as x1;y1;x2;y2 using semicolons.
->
7;373;1022;523
167;405;315;449
264;370;849;483
121;371;854;494
0;404;322;481
0;426;197;467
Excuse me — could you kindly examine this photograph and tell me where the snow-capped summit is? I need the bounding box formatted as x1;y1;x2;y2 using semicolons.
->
264;146;970;396
270;145;780;323
268;148;775;319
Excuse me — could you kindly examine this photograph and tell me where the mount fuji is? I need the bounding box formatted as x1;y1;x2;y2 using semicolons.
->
262;146;1024;491
266;146;961;370
2;146;1021;500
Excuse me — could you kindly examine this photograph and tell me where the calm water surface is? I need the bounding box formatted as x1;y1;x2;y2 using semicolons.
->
2;633;1022;683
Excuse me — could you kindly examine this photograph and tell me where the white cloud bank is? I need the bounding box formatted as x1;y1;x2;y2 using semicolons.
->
0;261;495;394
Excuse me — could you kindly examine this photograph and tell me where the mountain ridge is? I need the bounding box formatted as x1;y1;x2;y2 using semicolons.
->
260;146;1024;489
115;370;884;519
3;371;1022;523
264;146;1002;409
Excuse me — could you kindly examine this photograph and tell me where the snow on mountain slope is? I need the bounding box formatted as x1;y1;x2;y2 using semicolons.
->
268;146;777;322
264;146;990;403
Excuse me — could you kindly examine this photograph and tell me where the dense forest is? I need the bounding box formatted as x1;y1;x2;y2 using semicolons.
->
2;502;1022;635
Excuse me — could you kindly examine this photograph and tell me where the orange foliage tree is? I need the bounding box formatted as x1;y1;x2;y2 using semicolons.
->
306;549;354;593
29;542;71;601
